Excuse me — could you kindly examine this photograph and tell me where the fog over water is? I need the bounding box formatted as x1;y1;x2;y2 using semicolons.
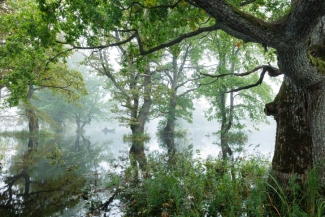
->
83;75;281;163
85;100;276;162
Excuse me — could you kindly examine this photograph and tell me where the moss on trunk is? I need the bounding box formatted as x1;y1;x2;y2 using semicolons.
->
265;77;312;187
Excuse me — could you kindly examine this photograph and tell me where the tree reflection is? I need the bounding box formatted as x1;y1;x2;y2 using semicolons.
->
158;130;190;166
0;135;88;216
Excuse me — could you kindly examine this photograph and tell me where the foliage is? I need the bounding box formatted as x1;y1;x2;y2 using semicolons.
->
33;0;291;54
123;132;151;144
101;150;325;217
0;1;86;107
32;53;111;131
201;32;274;123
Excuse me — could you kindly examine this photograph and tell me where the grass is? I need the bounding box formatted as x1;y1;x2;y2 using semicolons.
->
102;148;325;217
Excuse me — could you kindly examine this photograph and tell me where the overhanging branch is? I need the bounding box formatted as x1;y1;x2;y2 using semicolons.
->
121;0;183;10
201;64;282;92
226;65;282;93
57;24;220;57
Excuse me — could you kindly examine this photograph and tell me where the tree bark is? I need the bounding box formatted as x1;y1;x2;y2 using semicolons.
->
129;65;152;173
219;91;233;160
25;106;39;134
265;77;312;188
25;84;39;134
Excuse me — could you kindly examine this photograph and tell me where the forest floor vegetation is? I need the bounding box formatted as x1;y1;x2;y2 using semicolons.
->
94;148;325;217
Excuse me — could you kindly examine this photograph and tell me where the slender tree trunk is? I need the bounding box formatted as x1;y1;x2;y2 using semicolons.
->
162;53;182;161
219;91;233;160
76;116;81;132
81;134;92;153
163;94;177;156
25;106;39;134
74;131;81;152
25;84;39;134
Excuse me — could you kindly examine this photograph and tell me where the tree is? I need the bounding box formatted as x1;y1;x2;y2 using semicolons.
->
153;43;201;155
17;0;325;187
199;31;273;160
181;0;325;189
20;61;87;134
0;1;87;134
84;45;161;173
34;54;111;133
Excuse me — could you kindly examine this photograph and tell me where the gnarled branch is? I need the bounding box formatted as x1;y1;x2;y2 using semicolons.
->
226;65;282;93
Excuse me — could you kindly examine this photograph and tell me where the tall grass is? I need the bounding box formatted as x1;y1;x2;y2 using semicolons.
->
105;150;325;217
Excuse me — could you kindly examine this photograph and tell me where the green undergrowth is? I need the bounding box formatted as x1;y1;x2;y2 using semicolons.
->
104;149;325;217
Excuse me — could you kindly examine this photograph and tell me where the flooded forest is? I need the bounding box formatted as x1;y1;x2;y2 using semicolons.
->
2;0;325;216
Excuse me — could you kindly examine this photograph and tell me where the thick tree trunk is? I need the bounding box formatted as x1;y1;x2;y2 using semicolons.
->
307;85;325;182
265;77;312;188
129;68;152;173
129;126;148;172
273;43;325;184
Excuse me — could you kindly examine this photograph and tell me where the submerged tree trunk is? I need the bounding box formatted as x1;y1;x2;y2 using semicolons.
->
162;53;180;156
74;131;81;152
129;126;148;172
129;66;152;173
163;95;177;156
161;48;196;160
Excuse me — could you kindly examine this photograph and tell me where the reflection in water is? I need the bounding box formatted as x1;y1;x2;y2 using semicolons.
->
0;132;116;217
0;136;85;216
0;117;266;216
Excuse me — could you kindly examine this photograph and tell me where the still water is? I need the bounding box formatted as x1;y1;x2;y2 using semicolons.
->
0;116;275;216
